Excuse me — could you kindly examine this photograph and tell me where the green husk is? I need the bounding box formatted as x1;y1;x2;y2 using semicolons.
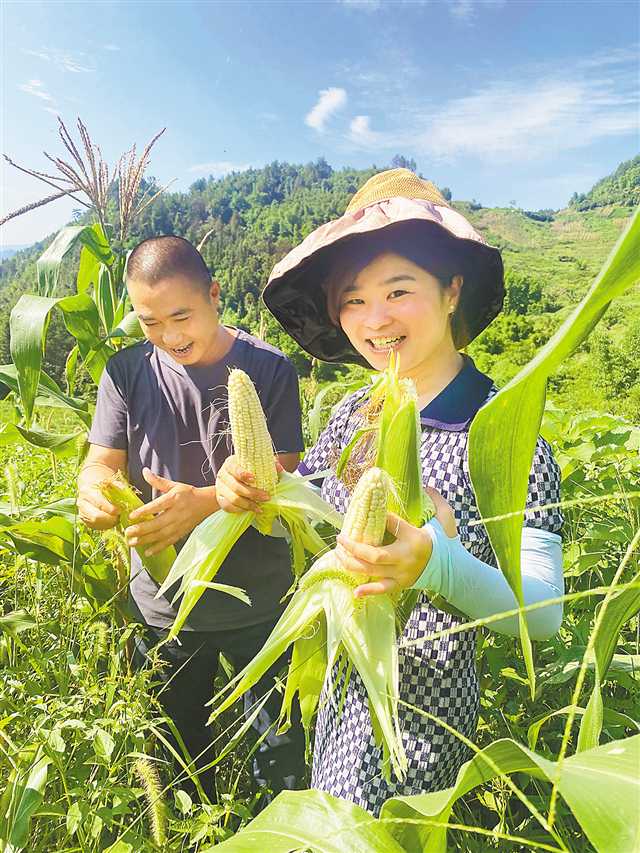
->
99;471;176;585
208;470;408;782
338;353;457;626
155;471;343;640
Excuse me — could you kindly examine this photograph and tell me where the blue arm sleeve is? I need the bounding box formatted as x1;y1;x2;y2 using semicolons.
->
412;521;564;640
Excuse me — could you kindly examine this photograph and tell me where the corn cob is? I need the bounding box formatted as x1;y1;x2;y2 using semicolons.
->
228;369;278;495
342;467;389;546
99;471;175;585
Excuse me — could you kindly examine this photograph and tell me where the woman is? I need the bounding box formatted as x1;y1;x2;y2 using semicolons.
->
215;169;564;813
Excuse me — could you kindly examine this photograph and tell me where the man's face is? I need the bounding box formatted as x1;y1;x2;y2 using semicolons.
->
128;274;222;366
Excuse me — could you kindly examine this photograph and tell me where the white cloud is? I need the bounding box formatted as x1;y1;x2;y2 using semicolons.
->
305;87;347;132
19;79;54;102
23;47;94;73
339;45;638;164
25;50;51;61
349;115;379;146
61;55;93;73
103;44;120;51
188;161;251;177
423;76;638;160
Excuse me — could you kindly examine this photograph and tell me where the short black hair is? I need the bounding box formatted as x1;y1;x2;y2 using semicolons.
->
126;235;211;292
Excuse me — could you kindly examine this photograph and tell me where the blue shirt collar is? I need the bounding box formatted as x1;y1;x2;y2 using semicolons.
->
420;356;494;432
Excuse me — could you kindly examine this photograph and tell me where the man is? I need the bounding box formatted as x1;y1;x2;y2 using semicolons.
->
78;235;305;798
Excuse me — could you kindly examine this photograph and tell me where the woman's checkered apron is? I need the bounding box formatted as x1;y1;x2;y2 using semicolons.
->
303;390;562;815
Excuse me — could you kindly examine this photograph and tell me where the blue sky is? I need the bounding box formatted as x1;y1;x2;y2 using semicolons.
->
2;0;638;247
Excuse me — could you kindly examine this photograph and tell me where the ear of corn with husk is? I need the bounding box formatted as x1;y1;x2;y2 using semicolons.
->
209;467;408;781
99;471;176;585
155;368;343;640
336;353;442;626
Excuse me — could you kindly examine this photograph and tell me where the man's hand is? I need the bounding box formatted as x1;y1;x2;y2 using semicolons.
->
77;482;121;531
336;487;458;598
78;446;128;531
126;468;218;555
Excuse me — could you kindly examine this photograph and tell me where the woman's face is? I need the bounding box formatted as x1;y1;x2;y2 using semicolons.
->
337;252;460;374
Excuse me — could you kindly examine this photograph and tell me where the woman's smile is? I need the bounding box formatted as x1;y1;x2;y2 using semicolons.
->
366;334;407;353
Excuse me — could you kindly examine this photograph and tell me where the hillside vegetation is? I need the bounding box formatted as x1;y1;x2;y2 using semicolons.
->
1;155;638;419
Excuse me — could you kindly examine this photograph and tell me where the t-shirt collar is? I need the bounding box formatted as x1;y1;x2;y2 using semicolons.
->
419;355;494;432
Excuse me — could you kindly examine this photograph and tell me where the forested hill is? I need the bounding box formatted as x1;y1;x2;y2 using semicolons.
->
569;154;640;211
1;155;639;418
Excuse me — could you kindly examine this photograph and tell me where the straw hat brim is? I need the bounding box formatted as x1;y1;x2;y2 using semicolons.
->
263;197;504;365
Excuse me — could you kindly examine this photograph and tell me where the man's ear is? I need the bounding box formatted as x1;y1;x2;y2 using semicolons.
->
209;278;221;304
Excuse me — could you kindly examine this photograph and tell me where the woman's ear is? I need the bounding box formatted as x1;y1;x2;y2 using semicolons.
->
449;274;464;313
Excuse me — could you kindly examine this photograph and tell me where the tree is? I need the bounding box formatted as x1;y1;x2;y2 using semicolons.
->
390;154;417;172
503;271;543;315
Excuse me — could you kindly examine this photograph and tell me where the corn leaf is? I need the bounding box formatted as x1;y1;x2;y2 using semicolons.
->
37;223;113;297
0;516;77;564
160;472;342;639
0;364;91;428
96;264;117;334
527;705;639;751
209;582;326;721
0;497;77;522
108;309;144;341
576;662;603;753
190;580;251;606
0;609;36;637
210;548;407;781
206;789;405;853
76;242;102;295
10;293;114;426
280;618;327;743
468;206;640;696
0;748;50;852
0;422;83;458
594;565;640;679
381;734;640;853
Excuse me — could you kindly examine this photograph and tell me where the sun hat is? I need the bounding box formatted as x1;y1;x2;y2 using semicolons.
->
262;168;504;365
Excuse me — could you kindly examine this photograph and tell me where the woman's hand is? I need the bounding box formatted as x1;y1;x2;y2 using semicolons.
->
214;454;276;515
125;469;218;555
336;487;457;597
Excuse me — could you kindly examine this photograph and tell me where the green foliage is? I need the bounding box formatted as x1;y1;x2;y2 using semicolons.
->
468;206;640;693
1;152;639;851
2;156;639;421
570;155;640;211
590;320;640;422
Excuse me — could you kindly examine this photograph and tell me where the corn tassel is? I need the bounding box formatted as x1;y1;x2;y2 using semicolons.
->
99;471;175;585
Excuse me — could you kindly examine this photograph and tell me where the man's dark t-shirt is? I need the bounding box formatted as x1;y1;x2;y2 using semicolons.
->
89;329;304;631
